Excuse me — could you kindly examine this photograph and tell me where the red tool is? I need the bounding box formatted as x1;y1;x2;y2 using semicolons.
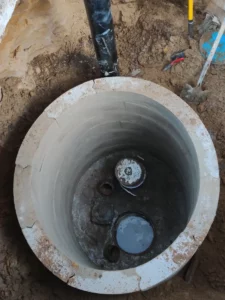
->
163;57;185;71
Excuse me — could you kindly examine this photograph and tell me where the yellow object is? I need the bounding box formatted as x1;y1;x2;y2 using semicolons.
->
163;46;168;54
188;0;194;21
188;0;194;37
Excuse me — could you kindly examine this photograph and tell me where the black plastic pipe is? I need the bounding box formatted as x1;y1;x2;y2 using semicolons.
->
84;0;119;77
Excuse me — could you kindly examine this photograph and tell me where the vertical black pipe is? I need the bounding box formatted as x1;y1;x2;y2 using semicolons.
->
84;0;119;77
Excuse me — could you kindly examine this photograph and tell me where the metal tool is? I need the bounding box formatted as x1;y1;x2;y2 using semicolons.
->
188;0;194;38
181;17;225;103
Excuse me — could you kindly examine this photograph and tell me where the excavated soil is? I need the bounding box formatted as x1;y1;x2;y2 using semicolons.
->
0;0;225;299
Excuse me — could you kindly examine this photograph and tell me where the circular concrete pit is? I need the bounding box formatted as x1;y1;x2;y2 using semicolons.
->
14;77;220;294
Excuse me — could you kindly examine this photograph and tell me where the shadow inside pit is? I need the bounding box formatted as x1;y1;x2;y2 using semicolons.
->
0;51;100;297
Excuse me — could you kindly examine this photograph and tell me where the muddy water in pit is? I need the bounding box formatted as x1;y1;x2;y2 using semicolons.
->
72;150;187;270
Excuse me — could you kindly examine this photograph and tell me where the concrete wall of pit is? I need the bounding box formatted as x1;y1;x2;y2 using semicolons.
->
13;77;220;294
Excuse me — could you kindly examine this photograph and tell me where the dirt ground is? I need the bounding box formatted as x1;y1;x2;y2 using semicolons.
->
0;0;225;299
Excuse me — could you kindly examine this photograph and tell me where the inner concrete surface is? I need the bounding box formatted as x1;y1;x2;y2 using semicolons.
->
0;0;225;299
70;92;198;270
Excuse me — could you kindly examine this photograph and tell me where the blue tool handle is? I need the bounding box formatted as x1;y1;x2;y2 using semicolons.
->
197;17;225;87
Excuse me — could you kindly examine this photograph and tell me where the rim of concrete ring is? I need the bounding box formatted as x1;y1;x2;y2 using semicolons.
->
0;0;18;43
14;77;220;294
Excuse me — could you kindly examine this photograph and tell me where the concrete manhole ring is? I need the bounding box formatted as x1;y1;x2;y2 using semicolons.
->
14;77;220;294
